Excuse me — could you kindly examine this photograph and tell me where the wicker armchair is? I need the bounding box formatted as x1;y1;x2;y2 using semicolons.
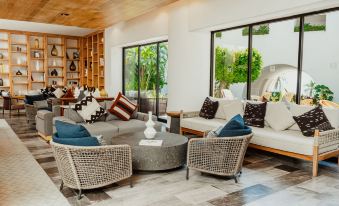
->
186;134;253;183
51;141;133;199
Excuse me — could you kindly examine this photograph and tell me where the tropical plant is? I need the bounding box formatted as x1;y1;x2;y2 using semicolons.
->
313;84;334;104
294;23;326;32
125;43;168;97
242;24;270;36
214;46;263;97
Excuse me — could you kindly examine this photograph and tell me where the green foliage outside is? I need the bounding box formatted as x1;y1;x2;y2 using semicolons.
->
242;25;269;36
313;84;334;104
214;46;263;97
294;23;326;32
125;44;168;97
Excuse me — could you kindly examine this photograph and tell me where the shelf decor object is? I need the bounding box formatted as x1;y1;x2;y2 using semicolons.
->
70;60;76;71
34;38;39;48
0;63;4;86
51;44;58;56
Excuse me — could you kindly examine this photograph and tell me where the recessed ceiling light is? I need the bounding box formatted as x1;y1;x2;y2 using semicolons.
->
60;12;70;16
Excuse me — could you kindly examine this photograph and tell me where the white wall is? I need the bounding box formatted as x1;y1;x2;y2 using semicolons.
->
105;0;339;112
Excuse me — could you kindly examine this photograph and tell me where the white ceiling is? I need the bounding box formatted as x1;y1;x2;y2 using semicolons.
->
0;19;95;36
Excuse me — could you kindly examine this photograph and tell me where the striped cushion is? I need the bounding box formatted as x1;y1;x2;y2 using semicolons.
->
108;92;137;121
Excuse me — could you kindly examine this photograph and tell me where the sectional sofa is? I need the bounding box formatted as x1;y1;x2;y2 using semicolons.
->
180;98;339;176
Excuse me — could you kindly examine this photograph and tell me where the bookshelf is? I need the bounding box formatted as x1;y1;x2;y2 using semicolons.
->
81;31;105;89
65;37;81;87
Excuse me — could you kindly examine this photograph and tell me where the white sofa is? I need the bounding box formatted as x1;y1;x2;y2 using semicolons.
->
180;99;339;176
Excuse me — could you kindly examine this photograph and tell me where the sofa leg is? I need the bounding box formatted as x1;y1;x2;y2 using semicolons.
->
186;167;189;180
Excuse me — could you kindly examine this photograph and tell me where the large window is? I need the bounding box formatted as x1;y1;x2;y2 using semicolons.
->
211;8;339;106
123;41;168;119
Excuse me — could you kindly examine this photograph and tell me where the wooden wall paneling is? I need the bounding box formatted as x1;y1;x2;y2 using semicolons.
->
27;34;31;90
62;37;66;86
0;31;10;93
44;35;48;88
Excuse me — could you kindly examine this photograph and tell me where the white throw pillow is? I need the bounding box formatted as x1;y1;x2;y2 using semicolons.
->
222;100;244;120
74;96;106;123
53;88;64;98
265;102;295;131
209;97;242;119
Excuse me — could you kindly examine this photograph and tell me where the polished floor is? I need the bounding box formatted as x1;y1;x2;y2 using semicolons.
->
3;112;339;206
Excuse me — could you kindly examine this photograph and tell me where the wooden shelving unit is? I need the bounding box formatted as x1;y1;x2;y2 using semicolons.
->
81;31;105;89
65;37;81;87
0;29;105;96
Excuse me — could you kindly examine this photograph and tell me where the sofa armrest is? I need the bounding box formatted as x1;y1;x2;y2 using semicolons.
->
180;111;200;119
135;112;157;122
52;105;61;117
316;128;339;154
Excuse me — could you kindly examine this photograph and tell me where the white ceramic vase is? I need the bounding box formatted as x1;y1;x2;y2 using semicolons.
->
144;111;156;139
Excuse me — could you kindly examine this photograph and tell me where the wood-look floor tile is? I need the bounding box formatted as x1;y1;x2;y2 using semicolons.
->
274;164;300;172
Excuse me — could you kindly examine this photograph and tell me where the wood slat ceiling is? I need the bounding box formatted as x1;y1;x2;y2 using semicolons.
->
0;0;177;29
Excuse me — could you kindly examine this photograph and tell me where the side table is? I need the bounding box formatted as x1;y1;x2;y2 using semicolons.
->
166;111;181;134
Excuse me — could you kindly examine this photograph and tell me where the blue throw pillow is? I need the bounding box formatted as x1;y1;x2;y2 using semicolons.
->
53;134;99;146
217;114;252;137
55;120;91;139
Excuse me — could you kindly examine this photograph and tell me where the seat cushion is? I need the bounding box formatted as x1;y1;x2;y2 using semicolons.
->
107;119;148;135
181;117;226;132
80;121;118;145
250;127;337;155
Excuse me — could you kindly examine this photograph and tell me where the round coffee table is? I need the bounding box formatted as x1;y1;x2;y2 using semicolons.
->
111;132;188;171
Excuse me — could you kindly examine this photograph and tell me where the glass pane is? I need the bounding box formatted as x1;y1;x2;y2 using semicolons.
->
139;44;157;114
251;19;299;102
159;42;168;118
302;12;339;106
124;47;139;104
213;27;248;100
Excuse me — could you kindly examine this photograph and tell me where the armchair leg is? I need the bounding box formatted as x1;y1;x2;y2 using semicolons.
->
77;189;82;200
186;167;189;180
59;180;64;191
129;177;133;188
312;146;319;177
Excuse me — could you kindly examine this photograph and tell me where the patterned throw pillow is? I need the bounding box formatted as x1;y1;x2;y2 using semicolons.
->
244;102;267;128
199;97;219;119
74;96;106;123
293;106;334;136
108;92;137;121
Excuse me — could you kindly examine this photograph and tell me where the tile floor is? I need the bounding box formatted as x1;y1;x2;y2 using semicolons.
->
3;112;339;206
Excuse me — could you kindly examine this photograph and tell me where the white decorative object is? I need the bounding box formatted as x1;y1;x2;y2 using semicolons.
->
144;111;156;139
139;140;163;146
93;88;100;97
74;87;80;98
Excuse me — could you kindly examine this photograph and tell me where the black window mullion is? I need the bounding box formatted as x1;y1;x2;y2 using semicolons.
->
156;43;160;117
122;48;126;95
247;25;253;100
296;16;304;104
137;46;141;111
209;32;215;96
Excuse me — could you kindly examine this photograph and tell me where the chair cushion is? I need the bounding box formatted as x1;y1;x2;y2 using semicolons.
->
181;117;226;132
199;97;219;119
53;134;99;146
217;114;252;137
25;94;45;105
55;120;91;139
107;119;148;135
265;102;295;131
293;106;334;136
244;102;267;128
108;92;137;121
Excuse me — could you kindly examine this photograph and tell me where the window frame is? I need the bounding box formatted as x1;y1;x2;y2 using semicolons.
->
210;7;339;104
122;40;168;121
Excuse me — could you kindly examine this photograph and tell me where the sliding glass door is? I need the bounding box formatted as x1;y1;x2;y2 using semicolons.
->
123;41;168;119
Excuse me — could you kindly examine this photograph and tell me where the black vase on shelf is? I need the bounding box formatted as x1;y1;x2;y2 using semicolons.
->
51;45;58;56
16;70;22;75
0;78;3;86
51;69;58;76
70;61;76;71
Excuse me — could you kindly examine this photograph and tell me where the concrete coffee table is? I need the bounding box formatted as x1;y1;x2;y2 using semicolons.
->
111;132;188;171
